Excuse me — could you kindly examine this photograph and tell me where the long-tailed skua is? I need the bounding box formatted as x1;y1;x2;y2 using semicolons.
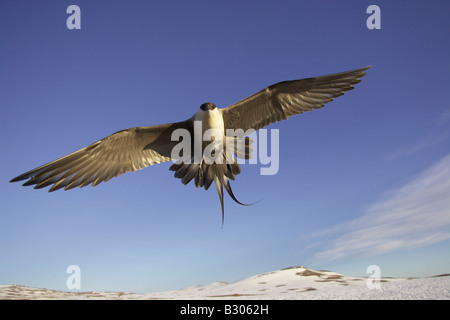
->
10;66;370;223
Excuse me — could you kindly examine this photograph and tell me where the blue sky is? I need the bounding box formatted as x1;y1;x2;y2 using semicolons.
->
1;1;449;293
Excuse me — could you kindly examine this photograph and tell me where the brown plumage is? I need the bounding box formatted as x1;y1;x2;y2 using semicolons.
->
10;66;370;224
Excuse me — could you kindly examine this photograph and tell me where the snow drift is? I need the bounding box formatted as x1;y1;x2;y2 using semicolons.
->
1;266;448;300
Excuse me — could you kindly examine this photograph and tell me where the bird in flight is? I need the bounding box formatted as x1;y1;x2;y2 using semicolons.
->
10;66;370;224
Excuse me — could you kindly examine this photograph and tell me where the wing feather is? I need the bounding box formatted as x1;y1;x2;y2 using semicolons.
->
10;121;193;191
222;66;370;131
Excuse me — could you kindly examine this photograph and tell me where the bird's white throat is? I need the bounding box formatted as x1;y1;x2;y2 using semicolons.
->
195;108;225;134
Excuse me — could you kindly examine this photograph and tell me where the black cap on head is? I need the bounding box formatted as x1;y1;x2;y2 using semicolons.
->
200;102;216;111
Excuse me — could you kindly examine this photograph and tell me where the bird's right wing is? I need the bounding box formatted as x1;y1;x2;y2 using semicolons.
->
221;66;370;132
10;120;193;191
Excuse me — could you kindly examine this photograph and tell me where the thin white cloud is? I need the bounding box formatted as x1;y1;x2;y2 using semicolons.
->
438;108;450;126
312;153;450;262
387;134;447;161
386;109;450;162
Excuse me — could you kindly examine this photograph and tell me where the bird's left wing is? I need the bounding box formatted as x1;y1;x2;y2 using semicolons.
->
221;66;370;132
10;120;193;191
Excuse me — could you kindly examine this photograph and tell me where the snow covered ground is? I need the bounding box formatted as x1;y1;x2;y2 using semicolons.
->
1;266;448;300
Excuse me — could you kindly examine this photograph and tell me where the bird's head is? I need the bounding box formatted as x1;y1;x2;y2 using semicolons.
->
199;102;217;112
195;102;221;123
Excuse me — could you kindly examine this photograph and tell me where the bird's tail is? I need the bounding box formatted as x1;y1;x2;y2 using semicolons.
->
214;173;259;225
169;136;255;224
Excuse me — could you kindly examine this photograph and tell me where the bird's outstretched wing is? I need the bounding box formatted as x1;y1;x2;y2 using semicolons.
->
221;66;370;131
10;121;193;191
